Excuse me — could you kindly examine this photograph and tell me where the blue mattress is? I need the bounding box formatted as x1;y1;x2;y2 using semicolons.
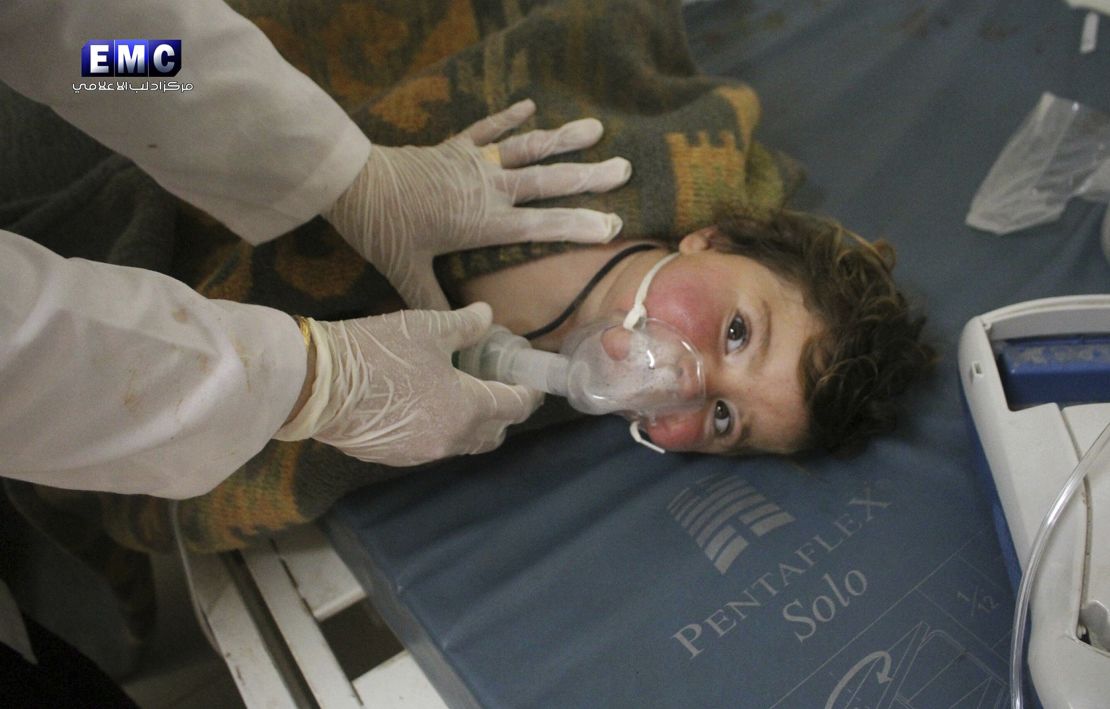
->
326;1;1110;706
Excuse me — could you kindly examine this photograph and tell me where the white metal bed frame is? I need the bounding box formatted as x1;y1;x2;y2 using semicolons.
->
183;524;447;708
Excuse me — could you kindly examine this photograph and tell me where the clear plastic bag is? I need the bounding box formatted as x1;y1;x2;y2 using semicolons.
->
965;92;1110;234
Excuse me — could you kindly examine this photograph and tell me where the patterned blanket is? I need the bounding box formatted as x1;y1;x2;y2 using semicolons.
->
4;0;795;562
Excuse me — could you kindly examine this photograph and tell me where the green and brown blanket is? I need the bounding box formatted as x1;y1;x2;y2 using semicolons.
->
2;0;796;566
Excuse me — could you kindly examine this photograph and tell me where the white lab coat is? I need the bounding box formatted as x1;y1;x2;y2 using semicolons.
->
0;0;372;498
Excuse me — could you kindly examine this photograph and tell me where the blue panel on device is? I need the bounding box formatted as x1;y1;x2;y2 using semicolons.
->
997;336;1110;409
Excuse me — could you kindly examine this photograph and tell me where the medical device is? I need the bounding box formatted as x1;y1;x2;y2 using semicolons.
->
458;316;705;451
958;295;1110;708
458;249;706;452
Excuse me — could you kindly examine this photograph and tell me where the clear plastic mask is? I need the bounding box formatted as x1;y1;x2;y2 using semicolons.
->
560;316;706;420
569;251;706;452
457;251;705;453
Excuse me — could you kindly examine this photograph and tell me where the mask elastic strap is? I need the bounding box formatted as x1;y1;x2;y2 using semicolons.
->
523;243;656;341
621;252;680;454
630;420;665;454
622;253;679;331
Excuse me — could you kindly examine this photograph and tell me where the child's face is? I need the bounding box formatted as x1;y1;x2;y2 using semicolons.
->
601;231;823;455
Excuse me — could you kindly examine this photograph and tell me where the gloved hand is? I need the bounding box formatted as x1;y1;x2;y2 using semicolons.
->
325;99;632;310
275;303;542;466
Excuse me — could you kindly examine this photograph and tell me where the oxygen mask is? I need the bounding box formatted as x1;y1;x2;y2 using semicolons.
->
561;314;703;411
457;252;706;452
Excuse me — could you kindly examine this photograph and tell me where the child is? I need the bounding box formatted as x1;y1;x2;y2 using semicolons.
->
448;209;935;456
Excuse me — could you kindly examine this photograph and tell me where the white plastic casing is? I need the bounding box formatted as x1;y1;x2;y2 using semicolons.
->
958;295;1110;707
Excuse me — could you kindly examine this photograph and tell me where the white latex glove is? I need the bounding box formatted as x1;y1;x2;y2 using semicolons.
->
325;99;633;310
275;303;542;466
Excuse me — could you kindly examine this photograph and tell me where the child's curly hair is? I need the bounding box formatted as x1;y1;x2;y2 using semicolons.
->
708;210;937;455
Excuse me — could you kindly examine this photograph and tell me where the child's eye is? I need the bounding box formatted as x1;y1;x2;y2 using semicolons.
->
713;401;732;435
726;315;748;353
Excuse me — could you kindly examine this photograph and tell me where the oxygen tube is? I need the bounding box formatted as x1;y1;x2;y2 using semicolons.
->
457;252;706;452
1010;420;1110;709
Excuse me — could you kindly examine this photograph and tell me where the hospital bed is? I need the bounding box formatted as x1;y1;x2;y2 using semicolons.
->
190;0;1110;705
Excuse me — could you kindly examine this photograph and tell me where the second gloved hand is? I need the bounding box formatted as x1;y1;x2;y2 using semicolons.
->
325;99;632;310
275;303;542;466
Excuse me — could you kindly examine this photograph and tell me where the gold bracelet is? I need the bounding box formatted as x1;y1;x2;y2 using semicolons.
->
283;316;316;429
294;316;312;350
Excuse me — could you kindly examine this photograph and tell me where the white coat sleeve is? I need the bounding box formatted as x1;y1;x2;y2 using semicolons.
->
0;231;307;499
0;0;371;244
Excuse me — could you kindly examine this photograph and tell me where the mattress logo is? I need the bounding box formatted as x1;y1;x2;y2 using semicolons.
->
668;473;794;574
81;40;182;77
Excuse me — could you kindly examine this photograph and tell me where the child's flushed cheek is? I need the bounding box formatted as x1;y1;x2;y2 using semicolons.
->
642;410;704;451
644;283;721;354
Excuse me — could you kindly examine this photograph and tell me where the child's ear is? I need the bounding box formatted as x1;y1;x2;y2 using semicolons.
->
678;228;716;254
